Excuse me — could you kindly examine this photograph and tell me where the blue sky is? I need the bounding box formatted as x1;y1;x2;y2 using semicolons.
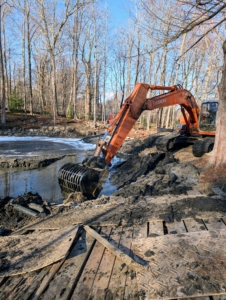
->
106;0;132;26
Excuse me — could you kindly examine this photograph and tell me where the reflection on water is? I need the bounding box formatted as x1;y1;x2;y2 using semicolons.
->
0;136;120;203
0;155;84;203
0;136;95;203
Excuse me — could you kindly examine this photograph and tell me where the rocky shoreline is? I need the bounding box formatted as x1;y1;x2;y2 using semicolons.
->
0;125;101;138
0;156;64;170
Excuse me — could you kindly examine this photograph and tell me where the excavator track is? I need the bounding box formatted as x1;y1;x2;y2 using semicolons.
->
192;137;215;157
156;132;181;152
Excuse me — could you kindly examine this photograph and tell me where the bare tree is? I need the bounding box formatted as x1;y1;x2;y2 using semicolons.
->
209;41;226;167
30;0;92;125
0;0;6;124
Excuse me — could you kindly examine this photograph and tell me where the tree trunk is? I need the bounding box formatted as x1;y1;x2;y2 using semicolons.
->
85;70;91;120
2;16;9;110
126;41;132;97
26;0;33;115
22;21;27;114
0;2;6;124
102;38;107;123
50;53;57;125
71;7;79;120
209;40;226;167
93;12;97;127
158;44;168;128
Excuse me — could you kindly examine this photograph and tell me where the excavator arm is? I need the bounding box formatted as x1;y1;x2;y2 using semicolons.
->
96;83;200;164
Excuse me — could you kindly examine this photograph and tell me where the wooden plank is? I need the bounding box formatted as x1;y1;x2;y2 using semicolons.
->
184;218;207;232
212;187;226;196
148;220;164;237
0;225;79;277
107;227;134;299
31;260;65;300
71;227;112;300
212;295;226;300
187;190;202;196
8;275;36;300
41;230;95;300
84;225;142;271
166;220;187;235
0;276;23;299
132;230;226;299
132;222;147;239
124;228;139;299
88;227;122;299
183;298;210;300
203;218;226;231
0;276;6;286
13;267;51;300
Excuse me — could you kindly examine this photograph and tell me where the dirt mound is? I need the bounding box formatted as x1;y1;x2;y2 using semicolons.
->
119;133;163;155
0;193;51;235
111;152;200;198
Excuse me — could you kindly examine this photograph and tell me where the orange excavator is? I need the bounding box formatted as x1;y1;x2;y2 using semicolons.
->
58;83;218;197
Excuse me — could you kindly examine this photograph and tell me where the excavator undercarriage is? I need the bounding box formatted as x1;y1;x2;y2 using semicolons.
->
155;132;215;157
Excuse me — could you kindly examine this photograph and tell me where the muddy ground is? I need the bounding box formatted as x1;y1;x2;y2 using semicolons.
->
0;132;226;235
0;155;64;169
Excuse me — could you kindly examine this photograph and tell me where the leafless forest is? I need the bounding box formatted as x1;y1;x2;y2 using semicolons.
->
0;0;225;128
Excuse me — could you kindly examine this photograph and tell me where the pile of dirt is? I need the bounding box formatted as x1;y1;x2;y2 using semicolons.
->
119;133;163;156
15;194;226;231
0;193;51;235
111;152;200;198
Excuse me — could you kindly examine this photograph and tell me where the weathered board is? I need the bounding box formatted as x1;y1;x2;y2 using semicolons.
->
7;275;36;300
41;230;95;300
107;227;134;299
71;227;112;300
133;222;147;239
183;218;207;232
84;225;141;271
132;230;226;299
212;187;226;196
31;260;65;300
11;267;51;300
0;276;23;299
203;218;226;231
87;227;122;299
0;226;79;277
187;190;202;196
165;220;187;235
148;221;164;237
124;226;139;299
212;295;226;300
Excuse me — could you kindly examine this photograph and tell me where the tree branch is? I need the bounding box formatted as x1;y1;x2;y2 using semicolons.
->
176;17;226;61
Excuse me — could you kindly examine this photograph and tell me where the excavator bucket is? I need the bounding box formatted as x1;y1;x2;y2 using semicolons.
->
58;163;108;198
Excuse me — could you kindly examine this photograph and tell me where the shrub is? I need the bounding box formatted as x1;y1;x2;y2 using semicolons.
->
9;92;24;113
66;105;74;120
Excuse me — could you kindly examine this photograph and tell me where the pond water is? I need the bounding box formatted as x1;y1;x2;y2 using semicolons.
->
0;137;96;203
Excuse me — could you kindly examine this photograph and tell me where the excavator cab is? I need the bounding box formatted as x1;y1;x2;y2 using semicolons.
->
199;100;218;133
